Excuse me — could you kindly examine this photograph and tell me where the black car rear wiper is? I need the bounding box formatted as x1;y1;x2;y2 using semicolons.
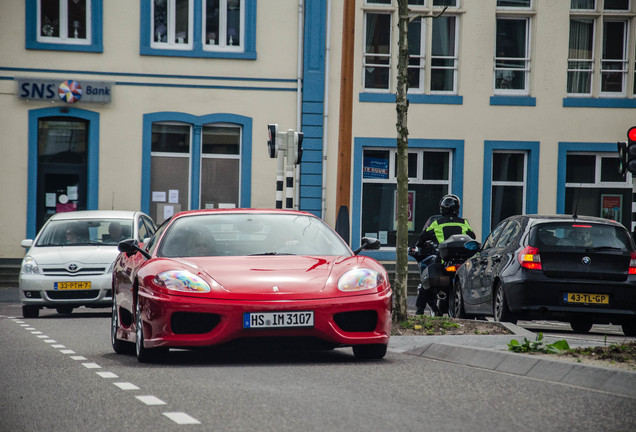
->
585;246;623;252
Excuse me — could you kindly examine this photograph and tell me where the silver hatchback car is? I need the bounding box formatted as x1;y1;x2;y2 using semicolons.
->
19;210;156;318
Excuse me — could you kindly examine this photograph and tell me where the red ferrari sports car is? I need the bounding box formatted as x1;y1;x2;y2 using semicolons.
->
111;209;392;362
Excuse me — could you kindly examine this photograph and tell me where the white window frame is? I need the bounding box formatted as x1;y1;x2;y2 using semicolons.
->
565;152;632;188
430;14;459;94
600;19;629;97
36;0;92;45
568;3;634;97
363;11;393;92
202;0;245;52
494;16;531;95
199;123;242;209
150;122;193;211
151;0;194;50
491;150;527;229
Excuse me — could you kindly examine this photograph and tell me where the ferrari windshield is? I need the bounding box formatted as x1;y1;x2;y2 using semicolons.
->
158;213;352;257
35;219;134;246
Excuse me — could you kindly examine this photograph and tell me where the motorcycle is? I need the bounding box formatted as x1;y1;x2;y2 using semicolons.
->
408;234;480;316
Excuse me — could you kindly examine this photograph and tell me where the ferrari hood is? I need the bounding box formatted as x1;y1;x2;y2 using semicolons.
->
178;255;340;295
27;245;120;266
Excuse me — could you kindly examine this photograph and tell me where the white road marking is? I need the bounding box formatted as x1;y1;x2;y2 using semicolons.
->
51;344;65;348
30;331;42;334
37;335;49;338
96;372;118;379
82;363;102;369
25;327;36;330
163;412;201;425
136;395;167;406
70;356;87;361
44;340;56;343
114;382;140;390
60;349;76;354
20;324;29;327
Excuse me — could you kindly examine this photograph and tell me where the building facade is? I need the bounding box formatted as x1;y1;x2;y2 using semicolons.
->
1;0;635;263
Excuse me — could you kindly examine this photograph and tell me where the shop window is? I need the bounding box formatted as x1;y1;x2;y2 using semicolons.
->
564;152;631;225
361;148;452;247
143;113;251;224
141;0;256;59
199;125;241;209
26;0;103;52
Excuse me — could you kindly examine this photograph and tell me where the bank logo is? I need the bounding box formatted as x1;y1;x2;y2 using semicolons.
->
58;80;83;103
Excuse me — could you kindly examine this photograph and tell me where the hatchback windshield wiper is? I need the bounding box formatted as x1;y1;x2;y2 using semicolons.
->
585;246;623;252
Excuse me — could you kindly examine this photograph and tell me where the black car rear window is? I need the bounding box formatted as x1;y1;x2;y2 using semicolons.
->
530;222;632;251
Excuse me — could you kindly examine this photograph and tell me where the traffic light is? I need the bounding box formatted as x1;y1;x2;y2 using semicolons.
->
627;126;636;174
292;132;303;165
618;141;627;176
267;124;278;158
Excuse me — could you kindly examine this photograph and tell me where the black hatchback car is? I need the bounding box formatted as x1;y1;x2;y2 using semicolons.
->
450;215;636;336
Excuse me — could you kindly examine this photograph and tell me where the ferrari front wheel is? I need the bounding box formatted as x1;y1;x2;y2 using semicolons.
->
353;344;387;360
111;299;133;354
135;298;166;363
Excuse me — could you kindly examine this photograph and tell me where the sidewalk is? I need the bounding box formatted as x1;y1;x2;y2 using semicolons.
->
389;321;636;398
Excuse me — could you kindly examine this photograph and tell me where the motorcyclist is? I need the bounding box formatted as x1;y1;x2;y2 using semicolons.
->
411;194;475;315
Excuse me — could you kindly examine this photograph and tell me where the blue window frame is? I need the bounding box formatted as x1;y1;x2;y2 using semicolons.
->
27;107;100;238
482;140;539;239
140;0;257;59
352;137;465;261
25;0;103;52
141;112;252;216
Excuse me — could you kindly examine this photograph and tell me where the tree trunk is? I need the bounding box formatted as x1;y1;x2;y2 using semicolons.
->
393;0;410;322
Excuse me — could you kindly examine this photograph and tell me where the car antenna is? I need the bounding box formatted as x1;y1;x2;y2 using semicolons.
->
572;183;581;220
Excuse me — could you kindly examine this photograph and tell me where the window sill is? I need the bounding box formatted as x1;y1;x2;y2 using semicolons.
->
140;46;257;60
26;41;103;53
359;93;463;105
490;96;536;106
563;98;636;108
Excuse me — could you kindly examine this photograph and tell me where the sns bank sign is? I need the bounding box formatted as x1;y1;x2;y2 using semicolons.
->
17;78;112;104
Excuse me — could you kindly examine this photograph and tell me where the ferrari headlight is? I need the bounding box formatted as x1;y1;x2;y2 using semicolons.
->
153;270;211;293
21;256;39;275
338;269;384;292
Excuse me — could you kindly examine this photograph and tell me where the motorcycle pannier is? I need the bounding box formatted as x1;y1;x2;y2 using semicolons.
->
438;234;477;261
421;263;451;290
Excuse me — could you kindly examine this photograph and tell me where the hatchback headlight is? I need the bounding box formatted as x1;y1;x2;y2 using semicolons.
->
153;270;211;293
21;256;39;275
338;269;384;292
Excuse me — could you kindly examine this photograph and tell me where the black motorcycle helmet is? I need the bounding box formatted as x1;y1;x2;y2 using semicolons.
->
439;194;460;217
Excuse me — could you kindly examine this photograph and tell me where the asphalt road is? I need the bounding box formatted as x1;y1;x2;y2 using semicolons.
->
1;300;635;432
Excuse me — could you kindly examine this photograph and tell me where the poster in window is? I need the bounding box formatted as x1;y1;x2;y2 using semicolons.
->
394;190;415;231
600;194;622;223
363;157;389;179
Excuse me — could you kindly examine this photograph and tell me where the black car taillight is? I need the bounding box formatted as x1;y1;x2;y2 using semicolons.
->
518;246;541;270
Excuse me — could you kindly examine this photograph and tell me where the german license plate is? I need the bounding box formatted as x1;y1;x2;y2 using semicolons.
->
54;281;91;290
563;292;609;304
243;311;314;329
